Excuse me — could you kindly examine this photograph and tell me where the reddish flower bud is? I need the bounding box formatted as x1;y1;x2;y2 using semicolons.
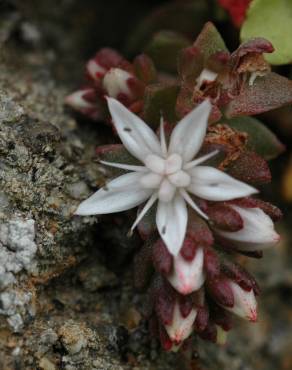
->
164;301;197;344
168;248;205;295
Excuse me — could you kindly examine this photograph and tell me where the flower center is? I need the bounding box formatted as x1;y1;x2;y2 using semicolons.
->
141;153;191;202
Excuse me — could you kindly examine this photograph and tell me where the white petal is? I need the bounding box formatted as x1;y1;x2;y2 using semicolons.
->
179;189;209;220
183;150;219;170
224;281;257;322
107;97;162;162
156;195;188;256
130;193;158;231
158;179;176;202
168;170;191;188
216;206;280;250
168;100;212;162
100;160;148;172
75;172;152;215
65;89;95;109
103;68;132;98
167;248;205;294
140;173;162;188
165;302;197;343
165;154;183;175
160;116;168;157
188;166;258;201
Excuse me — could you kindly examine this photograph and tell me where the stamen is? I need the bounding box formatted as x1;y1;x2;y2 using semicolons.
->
100;160;148;172
179;189;209;220
183;150;219;170
160;115;168;157
130;193;158;232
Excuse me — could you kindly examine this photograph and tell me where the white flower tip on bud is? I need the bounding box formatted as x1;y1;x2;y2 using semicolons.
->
217;206;281;251
102;68;132;99
226;281;258;322
216;326;228;346
167;248;205;295
65;90;95;110
196;68;218;89
86;59;107;81
165;302;197;344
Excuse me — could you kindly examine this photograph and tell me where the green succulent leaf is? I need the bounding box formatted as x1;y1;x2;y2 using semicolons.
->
143;83;180;128
144;31;190;73
241;0;292;65
226;116;285;160
193;21;228;61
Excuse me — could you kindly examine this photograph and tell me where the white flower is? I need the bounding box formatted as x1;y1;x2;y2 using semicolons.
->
75;98;258;255
103;68;132;99
223;281;257;322
165;302;197;344
196;68;218;89
216;206;280;251
167;248;205;294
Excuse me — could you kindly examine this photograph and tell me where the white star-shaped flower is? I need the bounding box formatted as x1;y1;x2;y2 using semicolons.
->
75;97;258;256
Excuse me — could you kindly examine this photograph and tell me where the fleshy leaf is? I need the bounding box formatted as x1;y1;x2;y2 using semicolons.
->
193;22;228;62
226;116;285;160
143;83;180;128
133;54;157;84
225;72;292;118
241;0;292;65
226;151;271;185
145;31;190;73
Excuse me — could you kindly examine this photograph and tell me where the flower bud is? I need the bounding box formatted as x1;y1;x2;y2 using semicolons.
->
102;68;133;99
65;88;101;120
223;281;257;322
215;206;280;251
196;68;218;89
167;248;205;295
164;301;197;344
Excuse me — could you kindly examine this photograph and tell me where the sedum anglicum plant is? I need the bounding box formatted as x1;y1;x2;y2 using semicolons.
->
69;22;289;352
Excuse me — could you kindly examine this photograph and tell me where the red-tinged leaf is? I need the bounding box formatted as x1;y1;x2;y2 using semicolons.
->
203;248;221;280
179;296;193;318
143;83;180;128
137;204;157;240
133;54;157;84
178;46;204;83
180;238;197;261
226;116;285;160
155;289;175;326
194;306;209;332
152;239;173;276
225;72;292;118
145;30;190;73
226;150;271;185
231;37;274;63
193;22;228;62
229;198;283;221
207;278;234;307
206;204;243;232
222;261;260;295
187;212;214;248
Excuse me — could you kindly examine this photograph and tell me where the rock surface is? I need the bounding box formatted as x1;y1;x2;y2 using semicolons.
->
0;1;291;369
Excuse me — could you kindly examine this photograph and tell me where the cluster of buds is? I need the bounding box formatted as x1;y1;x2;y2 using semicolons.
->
72;23;291;352
66;48;157;120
